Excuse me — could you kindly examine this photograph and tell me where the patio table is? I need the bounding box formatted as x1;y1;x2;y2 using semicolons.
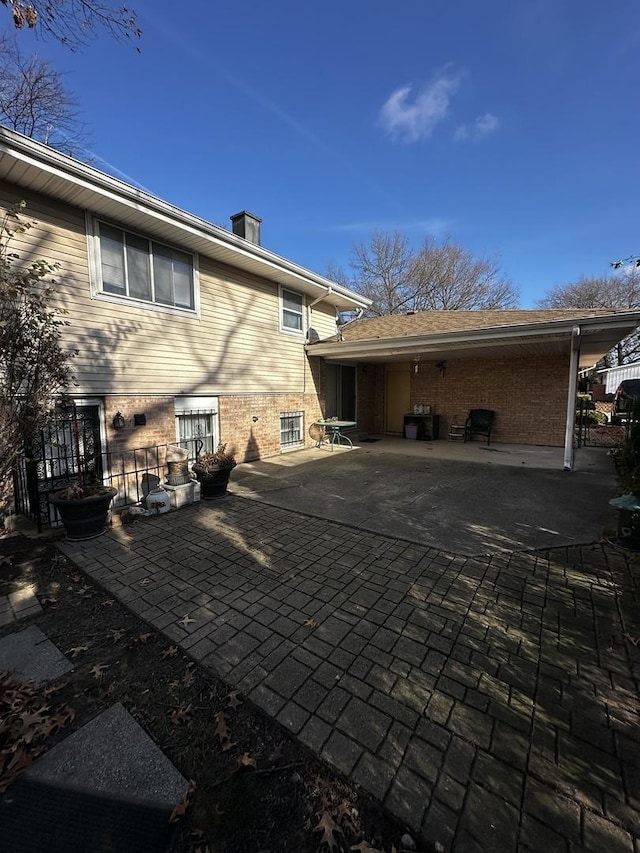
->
316;420;356;450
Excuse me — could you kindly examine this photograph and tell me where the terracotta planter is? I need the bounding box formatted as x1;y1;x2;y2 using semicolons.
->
192;466;233;499
50;487;118;541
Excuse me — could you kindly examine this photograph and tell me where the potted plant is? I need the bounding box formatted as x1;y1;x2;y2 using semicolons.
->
49;480;118;541
192;443;237;499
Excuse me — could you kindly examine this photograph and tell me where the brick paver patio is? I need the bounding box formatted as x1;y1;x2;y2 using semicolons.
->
59;498;640;852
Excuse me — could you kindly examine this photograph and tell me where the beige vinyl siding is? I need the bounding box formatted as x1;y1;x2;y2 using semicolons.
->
1;182;334;396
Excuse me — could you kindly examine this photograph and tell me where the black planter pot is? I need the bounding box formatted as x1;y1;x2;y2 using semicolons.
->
50;487;118;541
193;466;233;499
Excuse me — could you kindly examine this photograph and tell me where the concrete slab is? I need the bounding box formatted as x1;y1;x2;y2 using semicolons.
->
24;702;187;808
231;442;617;555
0;625;72;686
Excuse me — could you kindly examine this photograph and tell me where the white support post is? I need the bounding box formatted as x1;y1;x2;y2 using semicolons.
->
563;326;581;471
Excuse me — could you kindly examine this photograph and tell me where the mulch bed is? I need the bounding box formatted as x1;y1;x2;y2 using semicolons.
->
0;532;424;853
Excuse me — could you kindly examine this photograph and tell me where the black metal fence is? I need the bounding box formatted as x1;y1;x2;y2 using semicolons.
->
575;397;626;449
13;432;207;532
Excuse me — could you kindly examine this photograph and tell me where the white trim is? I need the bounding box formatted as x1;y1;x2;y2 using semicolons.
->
86;213;201;318
1;127;369;312
279;285;305;336
563;327;581;471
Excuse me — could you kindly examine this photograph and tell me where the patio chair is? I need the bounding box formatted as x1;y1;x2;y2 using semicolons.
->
465;409;495;445
309;421;329;448
448;414;467;441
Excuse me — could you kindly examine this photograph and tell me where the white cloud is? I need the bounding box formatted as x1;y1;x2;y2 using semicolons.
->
379;70;461;143
455;112;500;143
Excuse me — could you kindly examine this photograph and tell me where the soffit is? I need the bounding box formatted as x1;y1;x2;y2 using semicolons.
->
308;314;640;368
0;134;368;311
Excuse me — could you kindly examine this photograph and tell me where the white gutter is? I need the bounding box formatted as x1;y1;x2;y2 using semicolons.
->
0;128;371;311
307;287;332;333
563;326;581;471
306;311;640;358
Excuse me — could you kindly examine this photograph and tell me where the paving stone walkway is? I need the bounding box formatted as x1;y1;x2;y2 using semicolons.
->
58;498;640;852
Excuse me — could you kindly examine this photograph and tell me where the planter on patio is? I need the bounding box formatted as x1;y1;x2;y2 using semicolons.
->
191;443;236;500
50;486;118;541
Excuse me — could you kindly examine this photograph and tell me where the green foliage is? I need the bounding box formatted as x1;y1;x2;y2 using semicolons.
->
611;401;640;496
0;201;76;511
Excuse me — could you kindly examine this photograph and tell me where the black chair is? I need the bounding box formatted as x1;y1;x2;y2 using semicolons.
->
465;409;495;445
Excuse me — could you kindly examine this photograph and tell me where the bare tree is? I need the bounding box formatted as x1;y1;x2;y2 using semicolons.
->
412;238;518;310
538;273;640;310
537;272;640;365
0;34;88;156
347;230;518;316
1;0;140;49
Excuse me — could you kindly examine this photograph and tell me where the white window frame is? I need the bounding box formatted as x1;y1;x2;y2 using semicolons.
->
87;214;200;317
279;285;305;335
174;397;219;461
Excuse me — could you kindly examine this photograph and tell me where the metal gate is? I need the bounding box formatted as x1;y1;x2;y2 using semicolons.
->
13;405;103;531
575;398;625;449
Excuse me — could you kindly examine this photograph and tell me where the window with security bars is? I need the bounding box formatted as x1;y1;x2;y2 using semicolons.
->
176;410;217;461
280;411;304;449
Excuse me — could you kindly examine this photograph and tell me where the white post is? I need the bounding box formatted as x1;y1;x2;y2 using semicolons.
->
563;326;581;471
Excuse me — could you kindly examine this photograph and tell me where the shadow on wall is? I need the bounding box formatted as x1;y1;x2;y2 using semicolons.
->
244;428;260;463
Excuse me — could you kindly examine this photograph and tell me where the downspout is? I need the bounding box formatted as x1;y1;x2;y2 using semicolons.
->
563;326;581;471
305;287;332;394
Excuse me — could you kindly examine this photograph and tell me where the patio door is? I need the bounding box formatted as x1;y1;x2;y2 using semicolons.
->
385;363;410;434
325;364;356;420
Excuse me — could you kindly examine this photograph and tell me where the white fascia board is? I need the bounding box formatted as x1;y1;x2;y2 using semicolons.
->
308;312;640;359
0;129;370;311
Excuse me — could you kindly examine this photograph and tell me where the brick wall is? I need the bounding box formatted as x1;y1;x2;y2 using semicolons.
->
219;392;323;461
356;354;571;447
104;396;176;456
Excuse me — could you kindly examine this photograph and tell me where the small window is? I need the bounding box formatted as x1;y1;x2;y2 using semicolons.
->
175;402;219;462
280;411;304;450
92;219;196;312
281;287;304;333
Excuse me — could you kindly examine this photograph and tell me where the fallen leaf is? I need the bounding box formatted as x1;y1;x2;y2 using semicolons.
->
136;632;153;644
182;669;195;688
235;752;257;770
139;577;152;586
169;779;196;823
304;618;318;629
67;645;89;658
350;843;384;853
70;573;82;582
109;629;126;642
170;704;192;725
214;712;237;752
314;809;342;851
162;646;178;659
102;599;115;607
178;615;196;628
226;691;243;710
90;663;108;680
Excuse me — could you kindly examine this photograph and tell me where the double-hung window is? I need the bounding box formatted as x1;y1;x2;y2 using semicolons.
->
280;287;304;333
93;220;196;311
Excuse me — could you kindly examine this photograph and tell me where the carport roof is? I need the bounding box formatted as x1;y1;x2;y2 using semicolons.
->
306;308;640;368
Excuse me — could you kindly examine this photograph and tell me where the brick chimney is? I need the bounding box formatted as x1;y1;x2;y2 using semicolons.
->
230;210;262;245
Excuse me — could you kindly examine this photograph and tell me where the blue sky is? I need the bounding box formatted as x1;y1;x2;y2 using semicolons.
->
8;0;640;306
